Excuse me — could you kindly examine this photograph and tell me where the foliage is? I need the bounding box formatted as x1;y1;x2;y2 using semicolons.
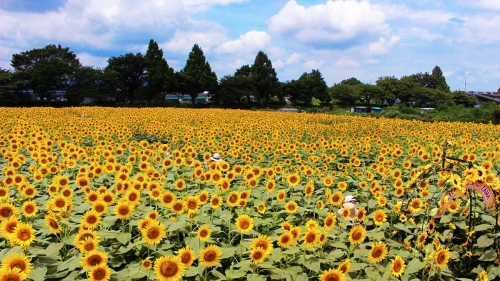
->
329;83;359;106
106;52;146;104
144;39;175;104
10;44;81;104
179;44;218;104
0;108;499;281
251;51;279;104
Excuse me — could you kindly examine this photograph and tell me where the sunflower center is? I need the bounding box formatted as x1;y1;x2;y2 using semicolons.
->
393;261;401;271
324;273;340;281
306;233;316;243
147;227;159;239
372;248;382;258
204;251;216;262
119;207;129;215
89;256;102;266
20;230;30;240
160;261;178;277
181;253;191;263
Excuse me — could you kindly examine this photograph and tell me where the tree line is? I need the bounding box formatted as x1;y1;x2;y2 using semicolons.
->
0;40;477;108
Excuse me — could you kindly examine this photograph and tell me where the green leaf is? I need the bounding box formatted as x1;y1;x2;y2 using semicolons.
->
57;255;81;272
211;269;226;280
404;258;425;275
477;234;494;247
455;220;467;229
221;246;236;259
327;249;345;260
364;266;382;278
393;223;411;234
295;273;309;281
350;262;368;272
184;267;199;277
116;232;131;245
28;267;48;281
475;224;493;231
303;257;320;273
45;243;64;257
479;248;496;261
247;274;267;281
225;268;247;279
167;220;186;232
439;214;452;224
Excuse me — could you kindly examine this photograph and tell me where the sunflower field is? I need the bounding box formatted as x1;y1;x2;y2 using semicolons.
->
0;107;500;281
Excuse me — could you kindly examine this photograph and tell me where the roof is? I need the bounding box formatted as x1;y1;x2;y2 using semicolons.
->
372;107;382;110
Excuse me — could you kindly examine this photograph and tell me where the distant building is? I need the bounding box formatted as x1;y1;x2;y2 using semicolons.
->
472;92;500;106
165;91;211;104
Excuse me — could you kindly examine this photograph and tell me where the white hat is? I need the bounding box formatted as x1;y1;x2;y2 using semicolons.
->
344;195;356;203
211;153;222;162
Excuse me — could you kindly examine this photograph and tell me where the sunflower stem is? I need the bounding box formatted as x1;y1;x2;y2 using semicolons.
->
240;234;243;262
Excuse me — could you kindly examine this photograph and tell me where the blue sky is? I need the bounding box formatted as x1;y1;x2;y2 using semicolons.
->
1;0;499;91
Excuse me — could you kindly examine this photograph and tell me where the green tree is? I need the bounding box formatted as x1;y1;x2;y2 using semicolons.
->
340;77;362;86
300;69;329;105
376;76;399;106
66;66;101;105
431;66;450;92
180;44;217;104
0;68;21;105
356;83;382;105
216;74;256;105
144;39;175;104
251;51;279;104
330;83;359;106
106;53;146;104
284;79;307;105
11;44;80;105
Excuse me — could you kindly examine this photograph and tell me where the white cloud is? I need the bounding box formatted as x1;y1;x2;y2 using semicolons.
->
476;0;500;10
304;60;324;69
268;0;393;51
410;28;444;41
161;19;227;52
226;58;247;70
369;35;400;55
215;31;271;53
286;53;301;65
383;4;454;25
274;59;284;69
77;52;109;68
459;14;500;44
182;0;249;13
334;59;360;68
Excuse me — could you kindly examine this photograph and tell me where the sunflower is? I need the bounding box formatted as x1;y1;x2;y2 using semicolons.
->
160;191;176;207
235;214;254;233
114;201;135;220
447;200;459;213
0;216;18;238
198;190;210;204
50;196;69;212
197;225;211;241
45;215;61;234
337;258;351;274
277;232;293;248
323;176;334;187
80;250;108;268
21;200;38;218
303;229;320;249
92;201;108;215
330;192;343;206
73;229;100;248
367;241;388;263
0;202;18;220
435;247;451;270
210;195;222;209
177;246;195;267
86;191;101;205
78;236;100;253
324;212;337;231
319;268;346;281
257;203;266;214
153;256;185;281
1;252;33;275
390;256;406;277
479;270;488;281
141;220;166;246
286;173;301;187
265;179;276;193
12;222;35;248
250;247;266;264
199;245;222;268
251;235;273;256
0;267;27;281
185;196;200;214
141;259;152;270
285;201;298;214
306;219;319;230
348;225;366;245
169;200;185;215
290;226;302;244
277;190;287;202
174;179;186;191
88;264;111;281
226;192;240;208
81;211;101;230
372;209;387;226
416;232;427;248
427;220;436;234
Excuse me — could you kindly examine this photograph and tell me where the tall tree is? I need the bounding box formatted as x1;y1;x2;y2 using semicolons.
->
431;66;450;92
106;53;146;104
375;76;398;106
66;66;101;105
216;75;256;105
340;77;362;86
330;83;359;106
11;44;80;104
251;51;279;104
291;69;329;105
356;83;382;105
180;44;217;104
0;68;21;105
144;39;175;104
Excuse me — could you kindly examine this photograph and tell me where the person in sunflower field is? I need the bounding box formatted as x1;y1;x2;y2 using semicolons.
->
339;195;358;225
203;153;222;170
